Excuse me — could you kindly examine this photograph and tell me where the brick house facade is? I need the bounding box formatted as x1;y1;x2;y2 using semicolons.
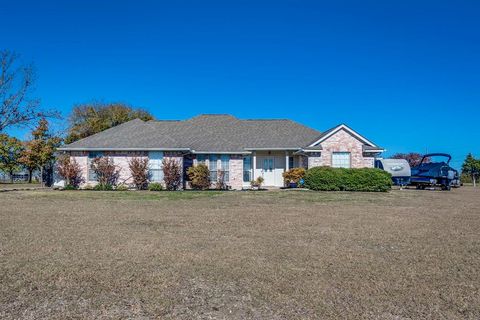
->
56;115;384;189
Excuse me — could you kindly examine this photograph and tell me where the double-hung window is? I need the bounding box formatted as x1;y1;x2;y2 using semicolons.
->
88;151;103;181
149;151;164;182
209;154;218;182
332;152;351;168
221;155;230;182
243;156;252;182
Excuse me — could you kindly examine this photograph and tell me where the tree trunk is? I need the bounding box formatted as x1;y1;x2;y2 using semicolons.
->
9;170;14;183
40;166;44;187
28;169;33;183
473;174;477;188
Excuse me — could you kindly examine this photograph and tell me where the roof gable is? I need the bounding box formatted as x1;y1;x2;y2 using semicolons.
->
307;124;380;148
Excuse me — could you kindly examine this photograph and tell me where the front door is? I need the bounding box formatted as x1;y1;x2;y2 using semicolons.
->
261;157;275;186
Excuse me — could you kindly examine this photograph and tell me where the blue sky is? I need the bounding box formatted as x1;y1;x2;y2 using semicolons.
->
1;0;479;168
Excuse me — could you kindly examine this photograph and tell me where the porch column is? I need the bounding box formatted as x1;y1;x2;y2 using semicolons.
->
252;151;256;181
285;151;289;171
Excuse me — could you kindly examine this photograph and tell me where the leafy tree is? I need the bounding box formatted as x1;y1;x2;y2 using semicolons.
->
65;102;154;143
18;140;37;183
162;158;182;190
57;154;84;188
391;153;428;167
461;153;480;187
20;119;61;185
128;157;149;190
0;134;24;182
0;50;58;132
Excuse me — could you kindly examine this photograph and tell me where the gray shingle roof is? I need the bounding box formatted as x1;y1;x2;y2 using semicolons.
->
60;114;322;152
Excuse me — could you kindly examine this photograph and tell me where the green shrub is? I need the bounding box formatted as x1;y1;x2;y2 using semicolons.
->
187;164;210;190
93;184;114;191
63;184;77;190
304;167;392;192
148;182;163;191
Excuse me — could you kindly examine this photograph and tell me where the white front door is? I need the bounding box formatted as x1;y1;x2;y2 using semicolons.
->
261;157;275;186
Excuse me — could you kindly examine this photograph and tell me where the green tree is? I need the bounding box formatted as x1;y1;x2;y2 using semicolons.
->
65;102;154;143
0;134;24;183
18;141;37;183
20;119;61;186
461;153;480;187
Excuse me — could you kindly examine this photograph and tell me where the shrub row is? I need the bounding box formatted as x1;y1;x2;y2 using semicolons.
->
304;167;392;192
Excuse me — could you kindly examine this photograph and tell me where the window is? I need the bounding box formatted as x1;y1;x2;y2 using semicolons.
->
332;152;351;168
288;156;294;169
243;156;252;182
197;154;206;164
263;158;273;172
149;151;164;182
88;151;103;181
209;154;218;182
221;155;230;181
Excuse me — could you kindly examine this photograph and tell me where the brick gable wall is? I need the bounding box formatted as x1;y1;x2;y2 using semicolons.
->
308;129;375;169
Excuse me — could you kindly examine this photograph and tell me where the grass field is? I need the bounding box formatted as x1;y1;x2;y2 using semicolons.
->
0;188;479;319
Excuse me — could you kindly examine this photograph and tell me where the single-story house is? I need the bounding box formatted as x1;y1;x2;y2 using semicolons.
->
56;114;385;189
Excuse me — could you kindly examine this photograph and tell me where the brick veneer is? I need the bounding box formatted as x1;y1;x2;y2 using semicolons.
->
64;151;183;188
307;129;375;169
228;155;244;190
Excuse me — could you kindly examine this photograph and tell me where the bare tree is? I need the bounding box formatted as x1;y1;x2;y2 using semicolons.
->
0;50;58;132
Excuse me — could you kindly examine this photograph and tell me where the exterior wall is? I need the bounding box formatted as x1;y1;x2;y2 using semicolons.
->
307;152;322;168
362;154;376;168
229;155;244;190
58;151;185;189
104;151;148;186
71;151;89;187
309;129;375;169
191;154;244;190
298;155;308;169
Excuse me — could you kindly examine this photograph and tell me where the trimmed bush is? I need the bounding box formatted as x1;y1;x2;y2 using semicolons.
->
148;182;163;191
304;166;392;192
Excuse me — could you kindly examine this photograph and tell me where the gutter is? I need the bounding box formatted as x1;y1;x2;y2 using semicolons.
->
57;147;192;151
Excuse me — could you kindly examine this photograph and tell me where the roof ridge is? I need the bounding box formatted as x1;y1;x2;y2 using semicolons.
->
243;118;291;121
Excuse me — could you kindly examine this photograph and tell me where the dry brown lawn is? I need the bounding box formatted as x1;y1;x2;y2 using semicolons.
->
0;187;479;319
